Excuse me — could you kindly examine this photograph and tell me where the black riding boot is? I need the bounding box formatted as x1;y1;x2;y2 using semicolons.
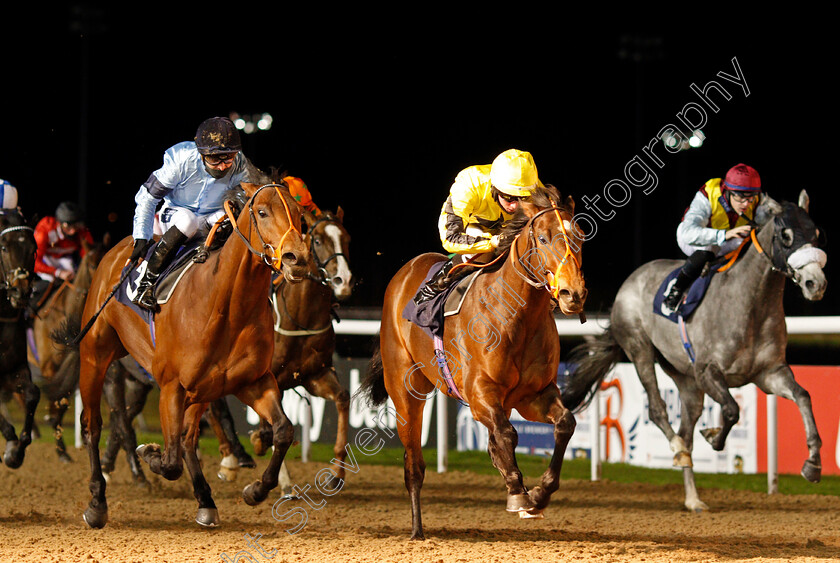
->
133;227;189;311
661;250;715;314
413;258;469;306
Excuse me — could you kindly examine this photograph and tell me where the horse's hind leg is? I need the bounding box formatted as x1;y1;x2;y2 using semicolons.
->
516;384;576;517
182;403;219;527
207;397;256;483
48;397;72;463
303;367;350;488
2;366;40;468
102;361;150;486
236;372;294;506
755;365;822;483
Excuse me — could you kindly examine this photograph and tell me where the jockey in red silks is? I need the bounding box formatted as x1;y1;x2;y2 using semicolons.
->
32;201;94;305
661;163;762;315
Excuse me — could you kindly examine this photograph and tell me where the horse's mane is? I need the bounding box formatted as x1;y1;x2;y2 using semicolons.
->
495;184;567;254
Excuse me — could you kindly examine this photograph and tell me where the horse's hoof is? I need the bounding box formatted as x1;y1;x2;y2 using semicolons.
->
506;493;535;513
136;443;161;464
57;451;73;463
237;453;257;468
217;466;238;482
82;506;108;529
280;493;301;501
242;481;267;506
685;499;709;513
196;508;220;527
673;452;693;468
409;529;426;541
801;460;822;483
518;508;545;519
700;427;721;444
3;441;23;469
102;472;111;484
249;431;268;457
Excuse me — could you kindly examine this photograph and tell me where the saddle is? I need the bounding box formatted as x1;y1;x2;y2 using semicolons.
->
401;261;481;340
652;263;718;323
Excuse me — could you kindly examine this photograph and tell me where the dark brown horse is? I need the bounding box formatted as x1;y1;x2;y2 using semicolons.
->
226;207;354;489
360;185;587;539
76;182;309;529
0;209;39;469
27;238;109;462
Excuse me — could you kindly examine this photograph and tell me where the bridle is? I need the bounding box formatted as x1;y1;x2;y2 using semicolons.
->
510;206;581;300
305;214;349;287
223;183;300;270
0;223;35;293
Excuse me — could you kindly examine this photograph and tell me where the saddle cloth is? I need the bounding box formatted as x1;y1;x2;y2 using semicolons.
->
401;261;481;340
652;265;717;323
115;240;204;320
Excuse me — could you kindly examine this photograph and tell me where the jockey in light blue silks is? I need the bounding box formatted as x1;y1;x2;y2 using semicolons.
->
130;116;262;311
661;163;764;315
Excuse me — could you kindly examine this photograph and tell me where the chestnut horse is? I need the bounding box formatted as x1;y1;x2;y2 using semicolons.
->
28;239;109;462
222;207;354;489
0;209;39;469
77;182;309;529
360;185;587;540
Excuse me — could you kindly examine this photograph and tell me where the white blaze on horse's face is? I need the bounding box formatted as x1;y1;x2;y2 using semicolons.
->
324;224;353;300
788;244;828;301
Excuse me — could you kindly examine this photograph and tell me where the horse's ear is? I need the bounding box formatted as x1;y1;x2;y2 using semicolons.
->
754;193;783;225
564;194;576;214
798;189;810;213
336;206;344;222
303;211;316;228
240;182;259;198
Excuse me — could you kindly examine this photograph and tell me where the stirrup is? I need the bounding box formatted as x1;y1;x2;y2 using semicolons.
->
660;279;682;315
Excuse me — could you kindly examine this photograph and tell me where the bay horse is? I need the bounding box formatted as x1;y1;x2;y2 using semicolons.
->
224;207;354;489
76;182;309;529
0;208;39;469
360;185;587;540
27;238;109;462
561;190;827;512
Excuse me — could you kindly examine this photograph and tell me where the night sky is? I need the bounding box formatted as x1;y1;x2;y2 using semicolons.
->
5;9;835;316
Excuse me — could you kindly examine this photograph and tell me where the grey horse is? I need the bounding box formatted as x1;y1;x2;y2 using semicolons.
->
561;190;827;512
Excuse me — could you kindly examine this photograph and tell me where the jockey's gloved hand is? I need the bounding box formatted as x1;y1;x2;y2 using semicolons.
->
130;238;152;262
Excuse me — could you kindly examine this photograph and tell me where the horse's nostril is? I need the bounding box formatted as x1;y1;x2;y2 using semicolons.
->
806;280;816;292
332;276;343;286
282;252;299;265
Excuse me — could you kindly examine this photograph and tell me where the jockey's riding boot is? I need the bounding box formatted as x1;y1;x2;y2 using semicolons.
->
133;227;189;311
661;250;715;315
413;258;460;306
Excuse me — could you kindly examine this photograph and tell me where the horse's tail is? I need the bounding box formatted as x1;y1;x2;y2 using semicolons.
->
51;313;82;351
357;334;389;406
561;326;625;413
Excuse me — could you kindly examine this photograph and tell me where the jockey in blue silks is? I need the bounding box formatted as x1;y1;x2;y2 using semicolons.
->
130;116;262;311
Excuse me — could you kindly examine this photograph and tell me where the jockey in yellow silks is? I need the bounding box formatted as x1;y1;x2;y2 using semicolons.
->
413;148;543;305
661;163;761;314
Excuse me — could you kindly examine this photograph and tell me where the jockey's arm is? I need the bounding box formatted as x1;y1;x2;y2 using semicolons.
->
676;192;727;249
438;196;496;255
133;173;172;241
33;220;58;277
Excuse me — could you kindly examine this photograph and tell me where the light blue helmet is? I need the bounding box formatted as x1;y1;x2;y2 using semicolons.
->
0;179;18;209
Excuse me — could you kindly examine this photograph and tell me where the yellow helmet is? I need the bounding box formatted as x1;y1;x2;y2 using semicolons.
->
490;149;539;197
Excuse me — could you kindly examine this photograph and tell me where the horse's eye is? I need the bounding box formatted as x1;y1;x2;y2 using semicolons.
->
257;209;268;218
314;237;322;246
538;235;549;245
781;228;794;247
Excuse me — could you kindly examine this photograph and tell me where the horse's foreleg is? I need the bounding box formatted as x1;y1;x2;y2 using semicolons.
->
236;373;292;506
3;366;40;469
755;366;822;483
208;397;256;483
673;378;708;512
695;364;739;451
303;367;350;487
137;380;185;481
49;397;72;463
473;399;532;514
516;385;575;517
182;403;219;527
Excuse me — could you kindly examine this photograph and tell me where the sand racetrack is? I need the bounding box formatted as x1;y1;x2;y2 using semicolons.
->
2;442;839;563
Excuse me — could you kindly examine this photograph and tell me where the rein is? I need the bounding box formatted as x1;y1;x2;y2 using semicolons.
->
717;226;801;282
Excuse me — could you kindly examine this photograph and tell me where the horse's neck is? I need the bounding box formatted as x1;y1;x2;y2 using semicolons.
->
276;277;332;328
727;223;786;317
213;217;273;306
477;252;552;329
